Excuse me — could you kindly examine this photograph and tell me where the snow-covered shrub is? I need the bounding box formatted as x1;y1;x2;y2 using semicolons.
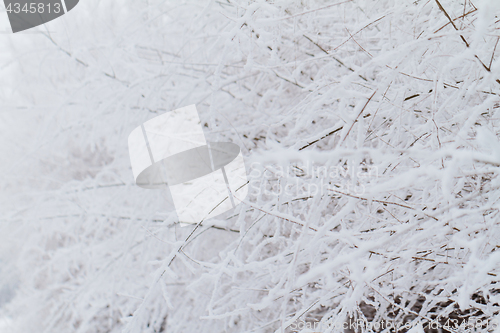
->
1;0;500;332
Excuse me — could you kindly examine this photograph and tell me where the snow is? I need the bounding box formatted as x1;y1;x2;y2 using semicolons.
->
1;0;500;332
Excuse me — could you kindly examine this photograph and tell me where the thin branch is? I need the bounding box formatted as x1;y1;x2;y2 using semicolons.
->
328;188;439;221
433;8;477;34
435;0;500;84
275;0;353;21
303;34;368;81
435;0;469;47
341;90;377;143
489;37;500;70
299;126;344;150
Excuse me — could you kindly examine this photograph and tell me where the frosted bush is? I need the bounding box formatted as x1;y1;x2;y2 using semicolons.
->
1;0;500;332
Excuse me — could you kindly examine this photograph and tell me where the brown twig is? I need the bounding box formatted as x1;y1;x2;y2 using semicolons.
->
328;188;439;221
272;70;304;88
341;91;377;143
435;0;500;85
435;0;469;47
345;27;373;57
433;8;477;34
232;196;318;232
333;15;386;52
299;126;344;150
489;37;500;70
275;0;353;21
303;34;368;81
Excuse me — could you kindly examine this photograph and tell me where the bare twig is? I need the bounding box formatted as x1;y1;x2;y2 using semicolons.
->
299;126;344;150
433;8;477;33
328;188;439;221
435;0;500;84
341;90;377;143
303;34;369;81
